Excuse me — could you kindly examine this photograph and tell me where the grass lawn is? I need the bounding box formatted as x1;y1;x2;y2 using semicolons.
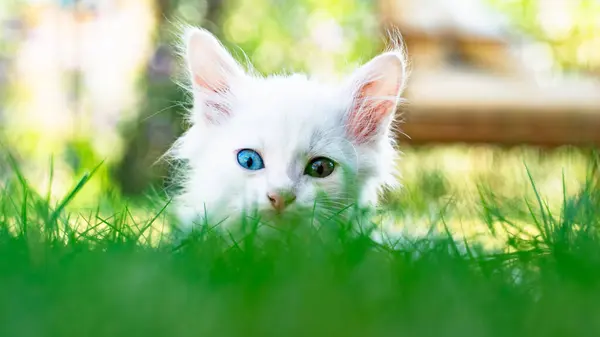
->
1;146;600;337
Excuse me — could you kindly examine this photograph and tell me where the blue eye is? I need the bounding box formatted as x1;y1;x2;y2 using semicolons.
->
236;149;265;171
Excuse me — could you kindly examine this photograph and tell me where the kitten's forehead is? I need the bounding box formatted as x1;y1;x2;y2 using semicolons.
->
235;75;344;119
227;74;350;161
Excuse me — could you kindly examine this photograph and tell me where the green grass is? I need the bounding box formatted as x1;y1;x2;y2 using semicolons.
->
1;150;600;337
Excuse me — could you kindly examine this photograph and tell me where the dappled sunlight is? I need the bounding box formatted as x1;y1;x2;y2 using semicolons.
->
222;0;380;77
490;0;600;73
2;1;157;200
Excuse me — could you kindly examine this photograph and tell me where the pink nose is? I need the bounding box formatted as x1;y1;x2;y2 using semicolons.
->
267;191;296;211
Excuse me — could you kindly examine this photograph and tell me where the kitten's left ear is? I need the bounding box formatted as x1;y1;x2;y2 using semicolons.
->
345;51;407;144
185;27;246;95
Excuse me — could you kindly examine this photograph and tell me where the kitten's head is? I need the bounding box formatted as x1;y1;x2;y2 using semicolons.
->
171;27;407;227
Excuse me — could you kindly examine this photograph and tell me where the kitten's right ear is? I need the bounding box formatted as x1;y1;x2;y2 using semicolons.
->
344;51;406;144
184;27;245;96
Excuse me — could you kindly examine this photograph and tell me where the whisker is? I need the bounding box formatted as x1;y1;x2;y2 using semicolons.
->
141;101;188;123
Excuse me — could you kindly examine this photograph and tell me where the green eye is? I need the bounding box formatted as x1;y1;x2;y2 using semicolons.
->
304;157;335;178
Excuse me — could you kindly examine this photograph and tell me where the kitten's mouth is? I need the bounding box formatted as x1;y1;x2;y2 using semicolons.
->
258;207;304;226
261;208;287;219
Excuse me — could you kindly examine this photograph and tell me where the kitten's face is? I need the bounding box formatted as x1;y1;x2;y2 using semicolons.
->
183;76;360;218
172;28;406;228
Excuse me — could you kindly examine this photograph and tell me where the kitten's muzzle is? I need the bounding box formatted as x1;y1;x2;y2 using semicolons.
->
267;191;296;212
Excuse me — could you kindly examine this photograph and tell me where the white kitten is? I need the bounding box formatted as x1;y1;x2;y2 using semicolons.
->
169;27;407;232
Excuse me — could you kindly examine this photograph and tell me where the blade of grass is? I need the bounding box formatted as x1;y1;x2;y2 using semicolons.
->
49;160;104;225
134;198;172;243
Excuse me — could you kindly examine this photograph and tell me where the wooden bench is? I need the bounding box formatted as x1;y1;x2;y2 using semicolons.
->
397;70;600;147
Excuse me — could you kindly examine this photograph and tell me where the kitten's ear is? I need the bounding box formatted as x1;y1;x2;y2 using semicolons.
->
184;27;245;95
345;51;406;144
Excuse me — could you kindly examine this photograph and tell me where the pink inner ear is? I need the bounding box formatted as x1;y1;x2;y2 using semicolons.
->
194;75;228;94
347;82;397;144
205;100;230;117
194;75;232;123
202;96;231;124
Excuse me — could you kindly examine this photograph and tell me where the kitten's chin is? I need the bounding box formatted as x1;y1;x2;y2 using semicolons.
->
255;206;311;227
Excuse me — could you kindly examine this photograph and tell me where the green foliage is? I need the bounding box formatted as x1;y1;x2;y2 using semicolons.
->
220;0;381;74
1;157;600;336
488;0;600;73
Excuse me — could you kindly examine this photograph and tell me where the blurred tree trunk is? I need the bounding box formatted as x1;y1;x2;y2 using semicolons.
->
112;0;226;196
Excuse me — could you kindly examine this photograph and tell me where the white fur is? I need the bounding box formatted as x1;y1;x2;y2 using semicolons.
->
168;26;408;231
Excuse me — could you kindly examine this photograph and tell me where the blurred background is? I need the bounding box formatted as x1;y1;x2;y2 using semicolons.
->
0;0;599;230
